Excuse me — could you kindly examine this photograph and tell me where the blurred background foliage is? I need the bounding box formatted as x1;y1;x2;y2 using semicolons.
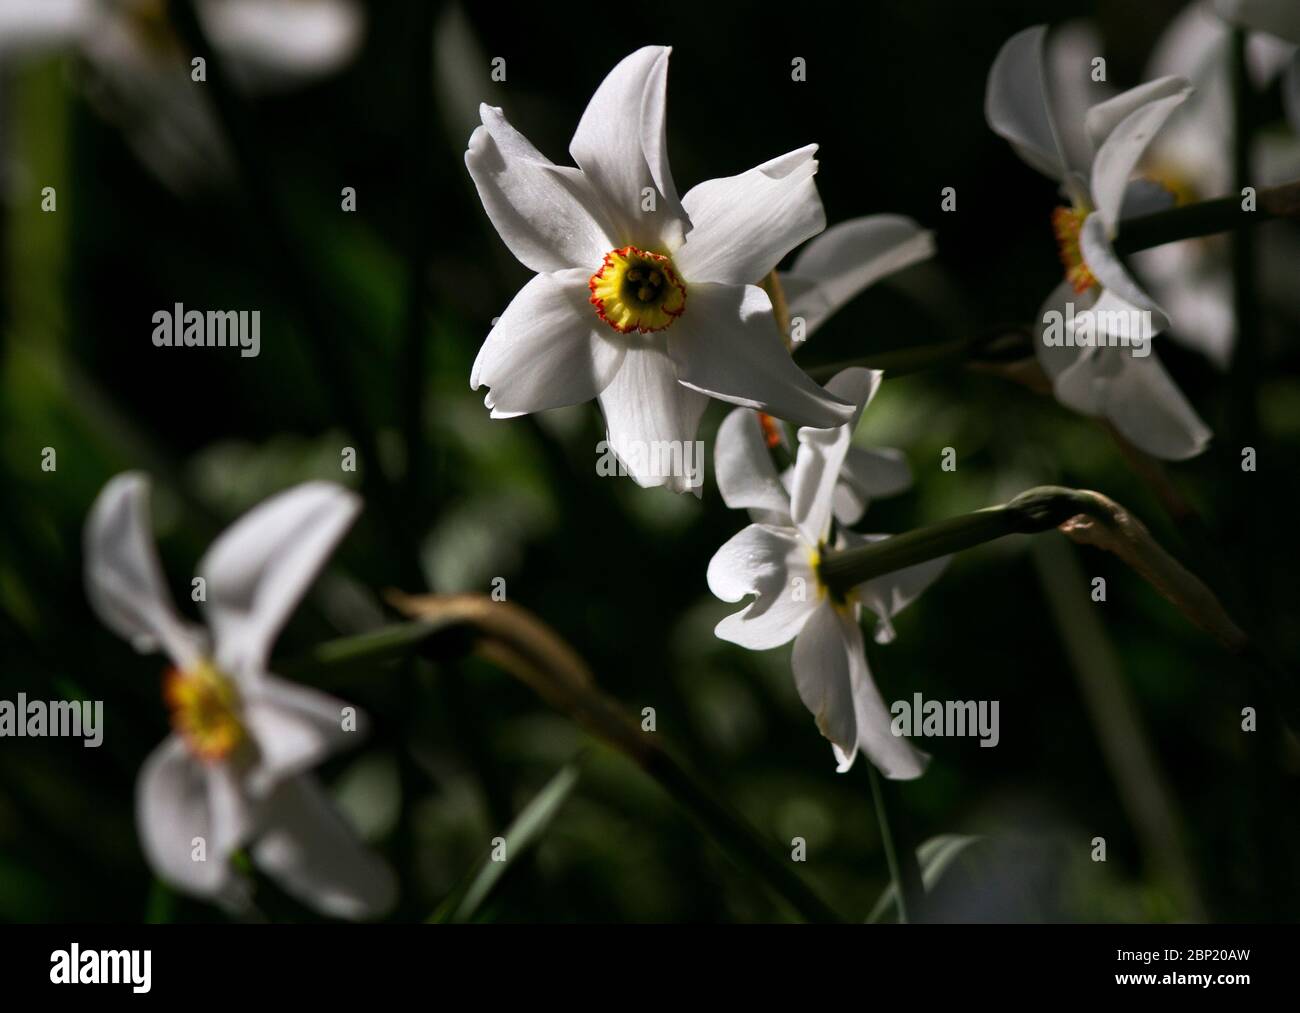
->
2;0;1299;923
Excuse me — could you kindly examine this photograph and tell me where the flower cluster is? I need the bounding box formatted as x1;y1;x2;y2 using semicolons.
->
75;3;1300;914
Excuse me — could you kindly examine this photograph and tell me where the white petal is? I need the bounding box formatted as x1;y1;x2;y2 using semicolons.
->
1035;280;1094;382
1101;352;1214;460
781;215;934;337
252;775;396;920
84;473;205;668
714;408;792;518
667;283;854;428
675;145;825;286
243;676;362;797
709;524;817;650
1148;1;1230;81
821;366;883;432
568;46;689;249
833;446;912;525
1079;213;1168;326
1089;80;1192;233
1133;243;1235;369
596;343;709;493
136;736;250;899
1046;20;1112;175
985;25;1070;181
1068;286;1164;362
787;367;880;543
1085;76;1193;155
472;269;625;417
1053;343;1108;415
790;601;858;753
0;0;91;54
789;423;852;547
197;0;363;91
465;105;618;274
1056;287;1157;414
829;609;929;780
199;482;360;681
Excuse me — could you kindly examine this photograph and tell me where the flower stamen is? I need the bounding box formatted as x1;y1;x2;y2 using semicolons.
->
1052;206;1097;294
164;659;245;762
758;412;784;449
589;246;687;333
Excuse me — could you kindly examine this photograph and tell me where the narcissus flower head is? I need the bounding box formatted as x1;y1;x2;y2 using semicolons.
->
84;473;394;919
986;25;1212;462
708;368;948;778
465;46;856;494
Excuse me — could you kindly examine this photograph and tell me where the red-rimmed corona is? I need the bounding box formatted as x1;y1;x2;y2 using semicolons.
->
1051;206;1097;295
588;246;688;333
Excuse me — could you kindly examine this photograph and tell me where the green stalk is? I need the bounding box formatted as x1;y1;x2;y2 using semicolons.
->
1112;179;1299;256
805;181;1298;383
868;766;924;923
818;487;1089;594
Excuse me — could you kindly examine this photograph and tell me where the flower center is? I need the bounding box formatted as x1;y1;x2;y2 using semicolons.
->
589;246;687;334
811;542;857;609
1051;206;1097;295
164;659;246;762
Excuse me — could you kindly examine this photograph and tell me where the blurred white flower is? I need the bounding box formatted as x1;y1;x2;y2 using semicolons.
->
778;214;935;343
1080;2;1299;369
84;473;395;919
465;45;853;494
1217;0;1300;130
987;25;1212;461
0;0;364;191
707;368;946;778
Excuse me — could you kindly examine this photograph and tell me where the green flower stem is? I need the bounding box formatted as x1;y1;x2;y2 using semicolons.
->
868;765;924;924
804;181;1298;382
818;486;1091;594
1112;179;1300;257
819;486;1300;737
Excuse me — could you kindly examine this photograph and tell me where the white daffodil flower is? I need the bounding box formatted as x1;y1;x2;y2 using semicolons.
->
0;0;363;190
987;25;1213;461
84;473;395;919
465;45;854;495
776;214;936;344
1217;0;1300;130
1103;1;1300;369
708;368;947;779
